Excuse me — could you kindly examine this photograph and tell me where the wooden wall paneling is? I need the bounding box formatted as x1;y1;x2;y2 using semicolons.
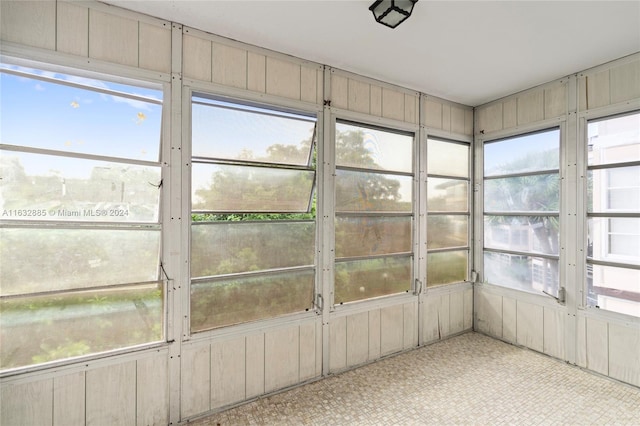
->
246;333;265;398
464;109;474;136
517;90;544;126
264;326;300;392
405;94;418;124
370;85;383;117
575;314;587;368
1;379;53;426
585;317;608;375
424;98;443;129
300;66;319;104
476;103;503;134
329;316;347;372
368;309;382;360
211;337;246;408
380;304;404;355
138;22;171;73
211;42;247;89
347;78;370;114
247;52;266;93
422;294;441;343
346;311;370;367
181;345;211;418
56;2;89;57
315;320;323;376
266;57;301;100
543;307;565;360
316;69;324;106
608;323;640;387
502;297;517;343
438;293;451;338
451;106;466;135
381;88;405;122
403;301;418;349
516;301;544;352
586;70;610;109
578;76;588;112
183;34;212;82
610;60;640;104
86;361;136;425
299;321;318;381
476;290;502;337
89;10;138;67
0;0;55;50
502;98;517;129
441;104;451;132
463;287;473;330
136;355;169;426
544;84;567;119
330;73;348;109
449;291;464;335
53;372;85;426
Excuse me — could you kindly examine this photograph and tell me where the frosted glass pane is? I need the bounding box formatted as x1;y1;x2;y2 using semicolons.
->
336;122;413;173
0;150;161;222
587;264;640;317
587;217;640;264
335;257;411;304
427;139;468;177
484;251;558;295
192;100;315;166
427;178;468;212
335;170;412;213
587;167;640;212
192;163;314;212
190;270;314;331
427;215;468;249
191;221;315;277
427;251;467;286
484;216;559;256
588;113;640;167
484;174;559;212
335;216;411;258
484;129;559;176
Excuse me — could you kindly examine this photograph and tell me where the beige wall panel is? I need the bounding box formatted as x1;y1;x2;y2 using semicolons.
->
54;372;85;426
346;311;370;367
181;345;211;418
56;2;89;57
211;337;246;408
502;297;517;343
329;315;347;372
380;304;404;355
368;309;382;360
405;94;418;124
183;34;212;82
544;84;567;119
586;70;610;109
347;79;370;114
578;76;587;112
422;294;441;343
476;290;502;337
608;323;640;387
316;320;323;375
1;379;53;426
300;66;318;104
464;109;474;136
266;57;301;100
449;291;464;335
0;1;55;50
330;74;348;109
247;52;266;93
86;361;136;426
516;301;544;352
463;288;473;330
246;333;265;398
370;85;383;117
476;103;503;134
403;301;418;348
382;88;405;122
543;307;565;360
139;23;171;73
575;315;587;368
265;326;299;392
89;10;138;68
517;91;544;126
424;99;443;129
299;321;317;381
610;60;640;104
585;317;608;375
438;294;451;338
451;106;466;135
441;104;451;132
212;43;247;89
316;69;324;105
136;355;168;426
503;98;517;129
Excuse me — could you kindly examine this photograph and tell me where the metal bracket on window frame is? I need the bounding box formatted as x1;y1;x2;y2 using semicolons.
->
543;286;566;304
314;293;324;312
414;279;422;296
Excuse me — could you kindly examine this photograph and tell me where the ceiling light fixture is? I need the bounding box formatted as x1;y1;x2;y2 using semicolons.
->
369;0;418;29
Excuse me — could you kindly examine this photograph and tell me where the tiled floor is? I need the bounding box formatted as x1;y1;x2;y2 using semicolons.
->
192;332;640;425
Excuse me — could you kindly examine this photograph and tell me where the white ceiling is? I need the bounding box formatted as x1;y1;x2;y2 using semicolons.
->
104;0;640;106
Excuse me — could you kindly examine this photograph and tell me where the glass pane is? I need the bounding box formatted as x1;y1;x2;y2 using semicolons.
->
427;178;468;212
427;250;467;286
0;150;161;222
336;122;413;173
335;216;411;258
335;256;411;304
192;163;314;212
484;251;559;295
0;283;163;369
190;270;314;331
192;100;315;166
427;139;469;178
587;263;640;317
484;174;559;212
588;113;640;167
0;69;162;161
587;167;640;213
0;227;160;296
587;217;640;264
484;129;559;176
191;221;315;277
484;216;559;256
335;170;412;213
427;215;468;249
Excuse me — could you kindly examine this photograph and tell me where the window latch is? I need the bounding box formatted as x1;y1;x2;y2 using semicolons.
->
315;293;324;312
